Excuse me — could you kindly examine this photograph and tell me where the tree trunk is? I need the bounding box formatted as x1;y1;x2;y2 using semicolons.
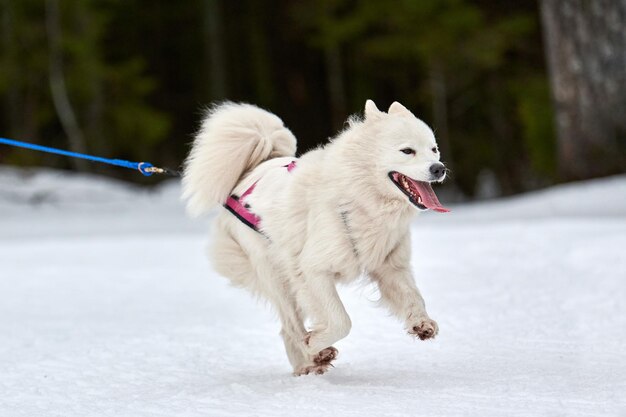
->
540;0;626;180
45;0;89;170
324;44;346;130
204;0;227;100
77;6;107;159
247;1;274;107
1;0;20;139
429;65;453;172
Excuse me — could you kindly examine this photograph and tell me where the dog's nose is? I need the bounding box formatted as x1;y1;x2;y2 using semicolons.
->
429;163;446;180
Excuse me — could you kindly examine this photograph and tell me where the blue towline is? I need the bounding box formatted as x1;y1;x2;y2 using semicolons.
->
0;137;178;176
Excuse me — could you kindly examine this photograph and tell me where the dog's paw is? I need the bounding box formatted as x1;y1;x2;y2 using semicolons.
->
294;363;333;376
314;346;338;364
408;317;438;340
294;346;338;376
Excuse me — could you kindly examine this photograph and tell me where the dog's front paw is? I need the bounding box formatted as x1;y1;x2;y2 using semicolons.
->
408;317;438;340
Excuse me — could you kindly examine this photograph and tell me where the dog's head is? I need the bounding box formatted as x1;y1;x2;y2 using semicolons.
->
357;100;449;213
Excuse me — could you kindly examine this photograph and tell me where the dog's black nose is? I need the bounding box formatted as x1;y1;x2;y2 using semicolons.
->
429;163;446;180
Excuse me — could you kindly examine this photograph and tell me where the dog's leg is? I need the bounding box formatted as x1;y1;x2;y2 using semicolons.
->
267;280;311;372
212;220;311;372
212;219;339;374
211;219;259;289
273;289;339;375
369;235;438;340
293;273;349;375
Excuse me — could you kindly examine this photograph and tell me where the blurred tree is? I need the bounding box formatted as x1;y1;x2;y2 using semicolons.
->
540;0;626;180
0;0;170;175
292;0;367;129
294;0;546;195
0;0;51;151
204;0;227;100
363;0;534;180
45;0;88;170
0;0;561;198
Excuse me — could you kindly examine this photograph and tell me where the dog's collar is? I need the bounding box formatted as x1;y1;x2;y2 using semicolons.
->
224;160;297;232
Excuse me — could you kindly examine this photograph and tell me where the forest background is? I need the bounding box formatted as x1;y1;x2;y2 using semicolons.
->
1;0;624;198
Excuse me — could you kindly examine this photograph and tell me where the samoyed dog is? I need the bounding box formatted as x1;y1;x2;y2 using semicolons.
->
182;100;449;375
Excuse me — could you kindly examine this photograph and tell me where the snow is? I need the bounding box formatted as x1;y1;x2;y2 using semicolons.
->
1;167;625;417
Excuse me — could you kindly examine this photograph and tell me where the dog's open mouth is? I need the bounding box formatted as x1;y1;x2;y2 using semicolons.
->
389;172;450;213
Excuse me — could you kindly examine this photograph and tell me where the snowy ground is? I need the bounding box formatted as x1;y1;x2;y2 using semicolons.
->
1;167;625;417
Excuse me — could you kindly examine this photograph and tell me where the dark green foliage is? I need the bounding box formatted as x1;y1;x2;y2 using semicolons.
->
292;0;553;195
0;0;557;195
514;76;556;179
0;0;170;177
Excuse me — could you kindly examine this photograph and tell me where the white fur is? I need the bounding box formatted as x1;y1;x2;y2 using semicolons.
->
182;102;297;217
182;100;443;375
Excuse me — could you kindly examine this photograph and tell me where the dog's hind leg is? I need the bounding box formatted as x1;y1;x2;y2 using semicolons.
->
276;304;310;372
293;272;350;375
260;270;308;369
276;291;338;376
211;220;259;290
211;219;321;373
254;261;340;375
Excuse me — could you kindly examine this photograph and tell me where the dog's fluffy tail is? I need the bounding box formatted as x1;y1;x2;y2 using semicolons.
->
182;102;297;216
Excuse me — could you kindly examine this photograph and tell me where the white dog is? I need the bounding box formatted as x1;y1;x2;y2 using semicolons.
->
182;100;449;375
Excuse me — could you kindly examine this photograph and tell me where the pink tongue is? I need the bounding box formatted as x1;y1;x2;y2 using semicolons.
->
411;180;450;213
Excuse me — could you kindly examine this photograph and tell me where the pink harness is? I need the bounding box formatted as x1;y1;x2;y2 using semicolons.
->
224;160;297;231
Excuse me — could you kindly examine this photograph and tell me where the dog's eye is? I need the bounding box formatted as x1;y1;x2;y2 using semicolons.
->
431;147;438;153
400;148;415;155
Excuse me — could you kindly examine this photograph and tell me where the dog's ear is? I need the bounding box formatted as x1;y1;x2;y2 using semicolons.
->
388;101;412;117
364;99;383;120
